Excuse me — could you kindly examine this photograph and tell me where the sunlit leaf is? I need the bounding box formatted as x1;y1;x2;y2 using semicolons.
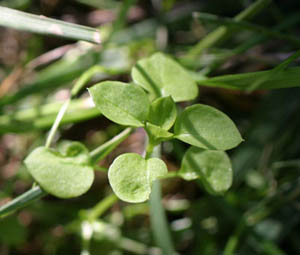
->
131;52;198;102
108;153;168;203
174;104;243;150
89;81;150;127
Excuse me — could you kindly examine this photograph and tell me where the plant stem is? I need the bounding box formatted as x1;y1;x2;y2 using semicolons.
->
45;98;71;148
0;186;46;218
146;142;176;255
71;65;127;97
90;128;132;164
87;193;118;221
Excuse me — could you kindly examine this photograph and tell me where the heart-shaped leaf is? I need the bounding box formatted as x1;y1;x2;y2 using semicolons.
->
89;81;150;127
131;53;198;102
24;142;94;198
148;96;177;131
108;153;168;203
179;147;232;195
174;104;243;150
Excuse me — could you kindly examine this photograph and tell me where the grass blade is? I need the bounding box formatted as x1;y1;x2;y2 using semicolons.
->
196;67;300;91
193;12;300;46
0;6;101;43
187;0;271;56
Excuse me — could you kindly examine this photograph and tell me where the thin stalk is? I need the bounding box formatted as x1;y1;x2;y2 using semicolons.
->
90;128;132;164
87;194;118;221
0;186;46;218
45;98;71;148
0;6;101;44
146;143;176;255
193;12;300;46
119;237;148;254
187;0;271;57
71;66;127;97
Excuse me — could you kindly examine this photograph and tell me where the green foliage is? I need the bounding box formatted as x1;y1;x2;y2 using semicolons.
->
148;96;177;131
131;52;198;102
174;104;243;150
108;153;168;203
3;1;300;254
179;147;232;195
89;81;150;127
145;122;174;145
24;143;94;198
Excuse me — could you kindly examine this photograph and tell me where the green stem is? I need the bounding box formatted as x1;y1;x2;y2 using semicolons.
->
90;127;132;164
45;98;71;148
146;142;176;255
223;220;246;255
0;186;47;218
87;193;118;221
71;65;127;97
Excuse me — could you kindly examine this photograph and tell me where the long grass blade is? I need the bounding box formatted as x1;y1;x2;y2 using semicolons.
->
193;12;300;46
0;6;101;43
187;0;271;56
196;67;300;91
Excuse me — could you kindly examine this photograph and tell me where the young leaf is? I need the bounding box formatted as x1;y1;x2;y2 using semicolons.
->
174;104;243;150
89;81;150;127
179;147;232;195
145;122;174;145
24;142;94;199
148;96;177;131
108;153;168;203
131;52;198;102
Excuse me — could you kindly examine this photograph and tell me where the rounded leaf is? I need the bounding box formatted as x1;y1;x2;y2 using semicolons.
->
108;153;168;203
24;143;94;198
180;147;232;195
131;53;198;102
148;96;177;130
89;81;150;127
174;104;243;150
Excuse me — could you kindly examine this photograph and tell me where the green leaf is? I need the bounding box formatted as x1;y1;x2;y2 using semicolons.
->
24;143;94;198
89;81;150;127
145;122;174;145
108;153;168;203
179;147;232;195
148;96;177;130
174;104;243;150
131;52;198;102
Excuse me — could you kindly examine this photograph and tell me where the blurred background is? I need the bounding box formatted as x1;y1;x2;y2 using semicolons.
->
0;0;300;254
